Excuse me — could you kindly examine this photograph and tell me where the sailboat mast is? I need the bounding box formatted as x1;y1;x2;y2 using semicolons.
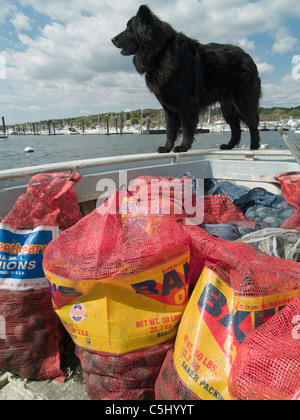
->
1;116;6;135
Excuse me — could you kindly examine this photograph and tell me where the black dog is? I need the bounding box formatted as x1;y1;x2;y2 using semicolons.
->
112;5;261;153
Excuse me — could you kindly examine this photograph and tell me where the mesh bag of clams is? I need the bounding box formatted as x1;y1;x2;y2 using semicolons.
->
0;172;82;380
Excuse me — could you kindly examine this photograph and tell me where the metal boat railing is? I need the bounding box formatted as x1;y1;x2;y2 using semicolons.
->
0;145;299;220
0;148;295;182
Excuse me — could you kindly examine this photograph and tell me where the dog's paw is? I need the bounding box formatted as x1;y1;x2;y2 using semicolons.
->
158;146;171;153
250;144;260;150
173;145;190;153
220;144;233;150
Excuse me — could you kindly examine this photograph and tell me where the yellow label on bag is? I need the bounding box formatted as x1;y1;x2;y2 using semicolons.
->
44;251;190;353
174;267;300;401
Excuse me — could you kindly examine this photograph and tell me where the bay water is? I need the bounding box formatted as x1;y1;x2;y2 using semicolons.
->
0;130;297;171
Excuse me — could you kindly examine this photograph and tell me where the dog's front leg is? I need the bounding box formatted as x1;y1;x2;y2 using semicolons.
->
173;109;197;153
158;109;180;153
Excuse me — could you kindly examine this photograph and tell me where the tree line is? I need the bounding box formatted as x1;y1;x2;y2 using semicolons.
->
7;105;300;132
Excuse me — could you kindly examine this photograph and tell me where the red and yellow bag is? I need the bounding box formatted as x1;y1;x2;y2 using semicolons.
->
0;173;82;381
43;190;191;399
156;225;300;400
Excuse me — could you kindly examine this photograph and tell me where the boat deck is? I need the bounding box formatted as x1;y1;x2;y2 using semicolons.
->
0;143;299;400
0;368;88;400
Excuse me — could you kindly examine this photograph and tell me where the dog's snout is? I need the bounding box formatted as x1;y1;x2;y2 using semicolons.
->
111;37;120;48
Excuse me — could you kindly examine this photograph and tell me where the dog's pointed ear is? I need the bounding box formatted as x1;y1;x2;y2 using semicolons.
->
137;5;152;23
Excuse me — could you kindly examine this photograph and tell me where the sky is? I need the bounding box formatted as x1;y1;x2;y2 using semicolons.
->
0;0;300;125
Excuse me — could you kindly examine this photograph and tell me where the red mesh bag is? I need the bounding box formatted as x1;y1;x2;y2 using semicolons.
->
76;339;175;400
290;388;300;400
2;172;82;230
127;175;249;227
131;175;294;290
0;288;67;380
200;195;248;225
185;224;300;287
229;296;300;400
126;175;188;221
155;224;300;400
43;189;191;399
275;172;300;230
155;347;199;400
0;172;82;381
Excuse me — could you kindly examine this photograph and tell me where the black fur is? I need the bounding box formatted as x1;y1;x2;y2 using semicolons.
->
112;5;261;153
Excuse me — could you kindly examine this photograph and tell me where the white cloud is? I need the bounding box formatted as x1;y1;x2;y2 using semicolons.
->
1;0;300;124
7;104;46;112
0;1;16;26
11;12;32;31
272;28;297;55
257;62;275;80
158;0;278;43
18;0;139;23
238;38;256;54
263;0;300;18
28;105;45;111
80;110;92;115
262;74;300;107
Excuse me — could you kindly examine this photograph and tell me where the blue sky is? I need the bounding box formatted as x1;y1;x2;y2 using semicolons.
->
0;0;300;124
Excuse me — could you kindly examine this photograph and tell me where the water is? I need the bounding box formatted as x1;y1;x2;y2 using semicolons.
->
0;130;297;171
